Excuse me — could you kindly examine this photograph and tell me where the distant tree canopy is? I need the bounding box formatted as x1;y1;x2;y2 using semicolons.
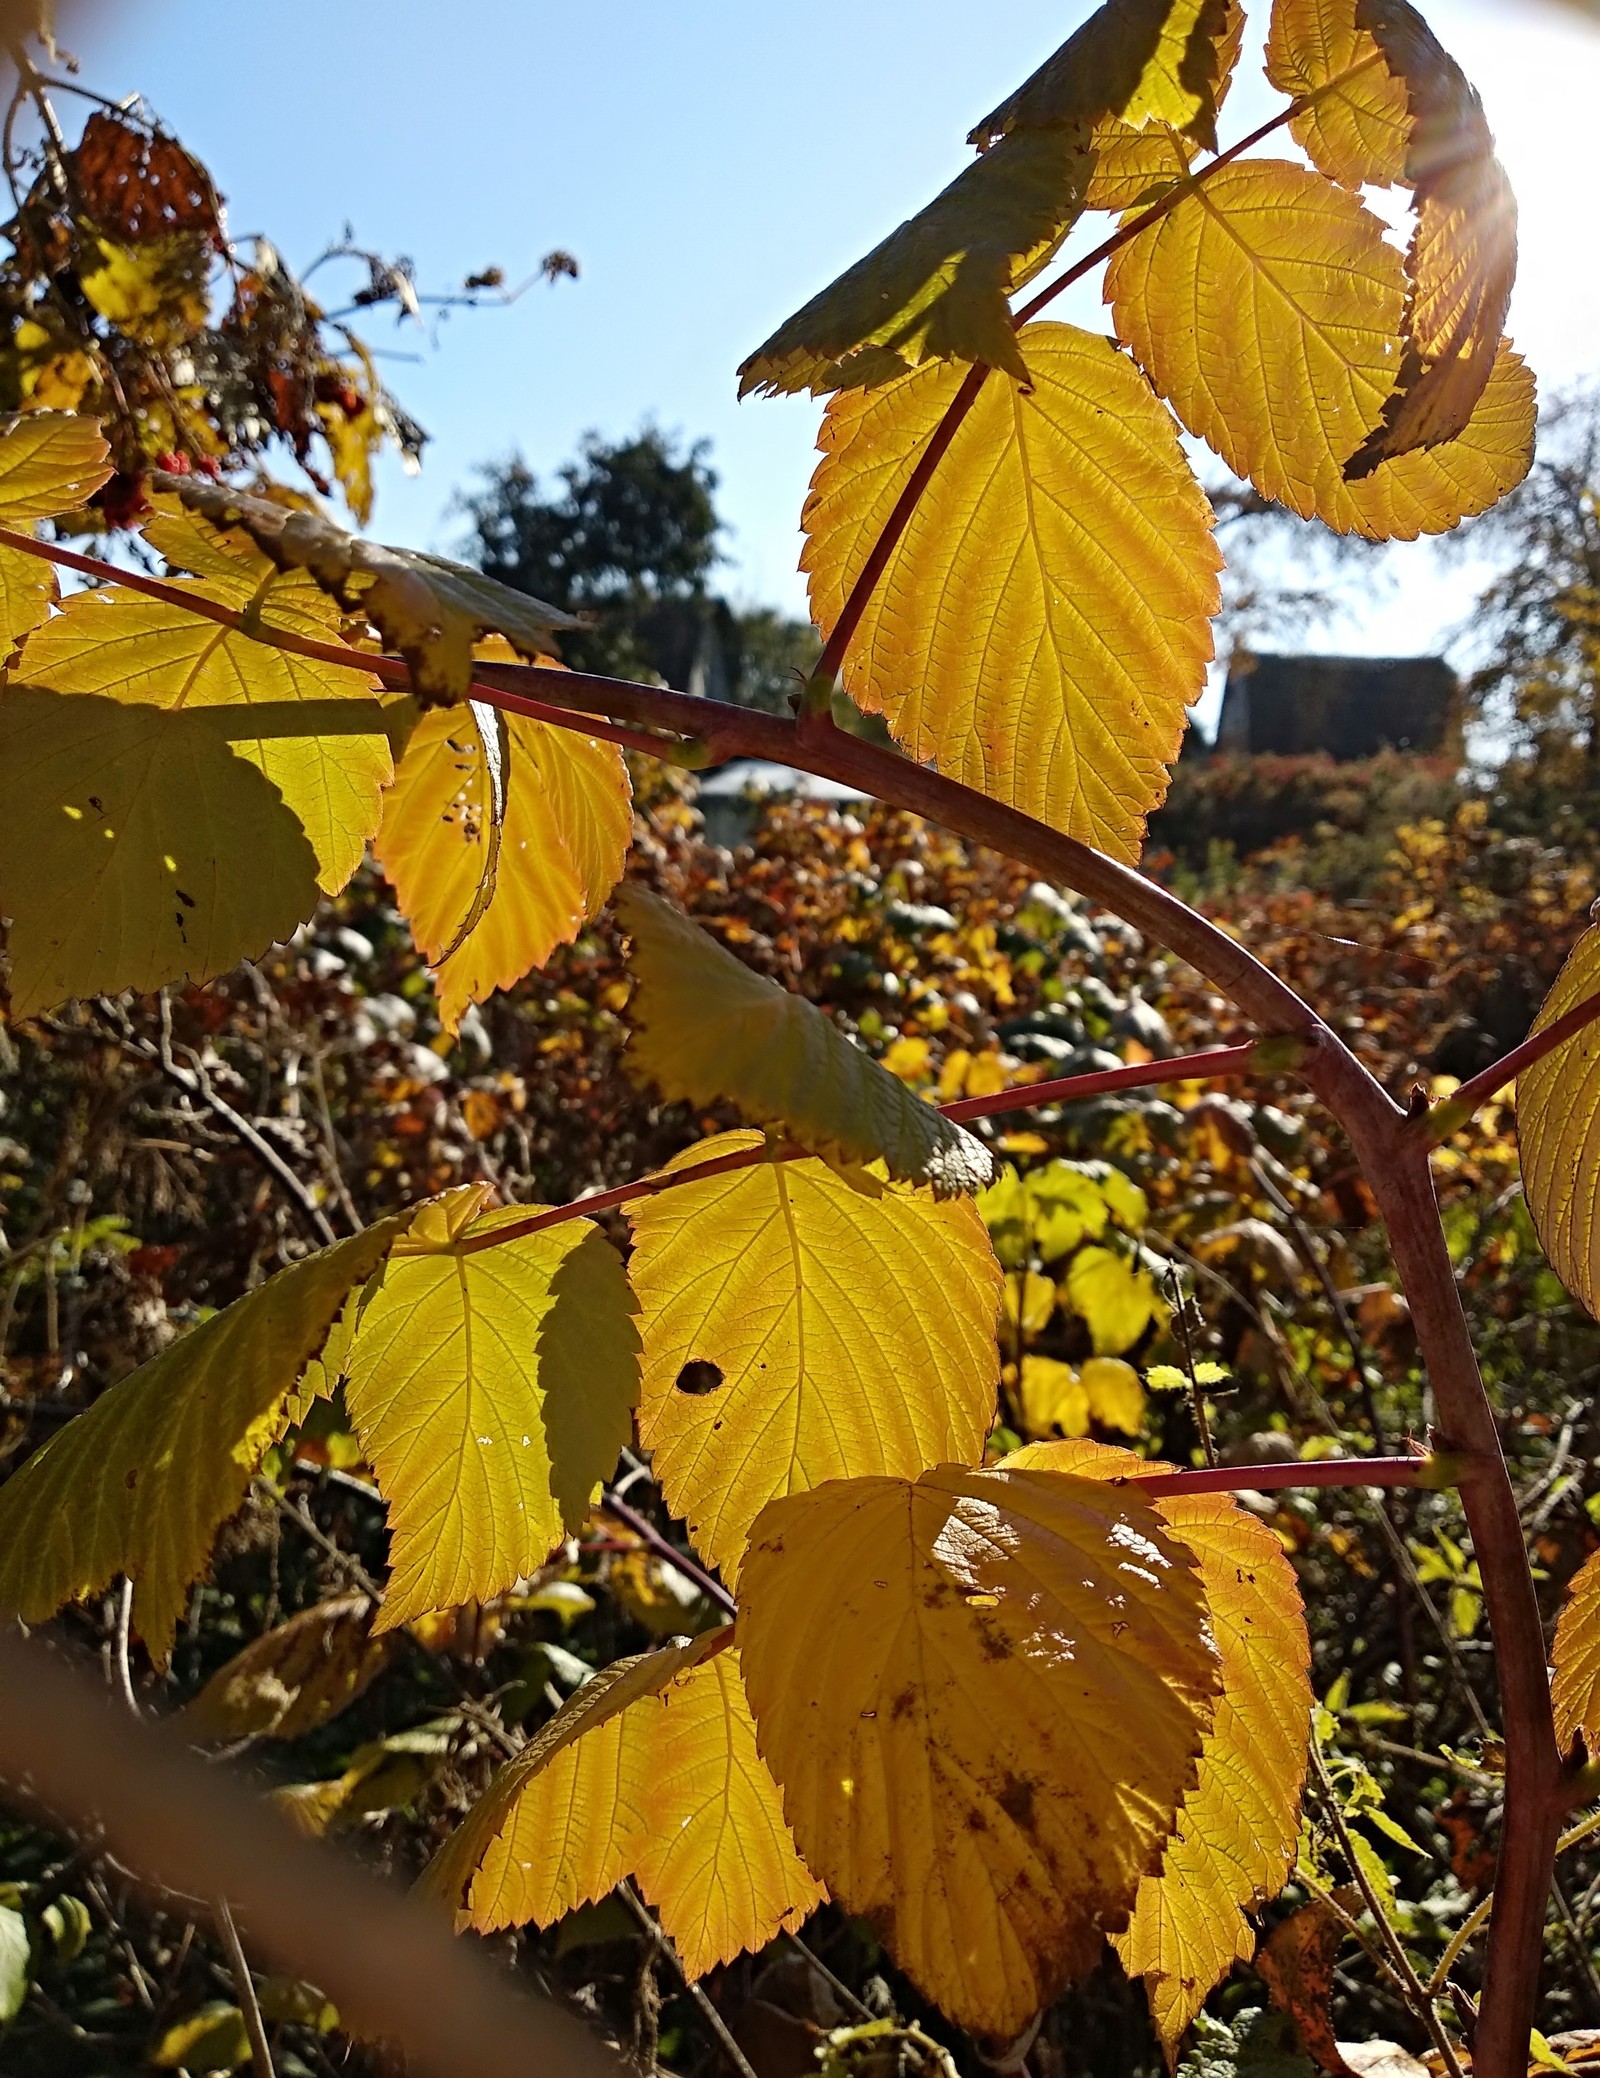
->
458;428;819;709
1463;381;1600;775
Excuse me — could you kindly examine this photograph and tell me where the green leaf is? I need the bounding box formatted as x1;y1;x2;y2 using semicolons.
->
969;0;1242;154
162;474;585;704
616;885;990;1195
150;2002;251;2072
0;686;324;1020
0;1905;29;2025
738;0;1244;398
738;127;1093;397
0;1217;404;1662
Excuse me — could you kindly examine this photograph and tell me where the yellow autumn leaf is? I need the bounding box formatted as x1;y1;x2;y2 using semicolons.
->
1064;1244;1164;1355
0;409;112;520
340;1187;639;1630
21;512;392;893
79;233;209;346
626;1130;1001;1582
1081;1355;1147;1433
0;541;54;656
1516;924;1600;1321
1320;0;1517;473
184;1593;393;1742
1551;1544;1600;1756
802;320;1219;855
737;1462;1218;2037
1008;1439;1309;2048
1005;1269;1058;1335
1264;0;1410;189
0;1218;402;1663
375;703;631;1034
615;885;990;1196
738;0;1242;398
166;475;584;704
969;0;1242;154
0;686;324;1020
1084;121;1192;210
1105;159;1535;539
424;1633;822;1978
1019;1354;1091;1438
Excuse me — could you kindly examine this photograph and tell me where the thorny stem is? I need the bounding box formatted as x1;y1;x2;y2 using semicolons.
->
215;1897;277;2078
1126;1458;1446;1501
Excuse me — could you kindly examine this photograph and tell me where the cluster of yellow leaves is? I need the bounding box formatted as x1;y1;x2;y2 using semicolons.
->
764;0;1535;846
0;420;633;1030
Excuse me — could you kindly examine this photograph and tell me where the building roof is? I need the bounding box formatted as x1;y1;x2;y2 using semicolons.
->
1214;651;1460;760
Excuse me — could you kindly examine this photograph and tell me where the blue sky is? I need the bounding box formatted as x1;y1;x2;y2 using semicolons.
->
70;1;1600;690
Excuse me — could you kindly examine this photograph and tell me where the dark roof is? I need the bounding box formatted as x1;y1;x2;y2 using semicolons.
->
1214;652;1459;760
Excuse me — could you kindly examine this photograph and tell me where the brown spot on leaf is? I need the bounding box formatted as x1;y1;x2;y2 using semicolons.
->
997;1772;1038;1833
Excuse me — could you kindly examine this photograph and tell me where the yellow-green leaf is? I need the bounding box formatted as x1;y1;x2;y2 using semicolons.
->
424;1633;822;1978
375;702;631;1034
340;1188;639;1630
183;1593;393;1741
738;127;1094;398
1081;1355;1147;1432
0;1218;402;1663
802;320;1219;854
1106;159;1535;539
1517;924;1600;1322
1019;1354;1091;1437
1008;1441;1310;2048
737;0;1244;398
0;409;112;520
1553;1545;1600;1757
969;0;1242;154
627;1130;1001;1582
150;2002;252;2073
737;1462;1218;2036
21;522;391;893
0;686;323;1020
1064;1243;1164;1355
165;475;584;704
616;885;990;1195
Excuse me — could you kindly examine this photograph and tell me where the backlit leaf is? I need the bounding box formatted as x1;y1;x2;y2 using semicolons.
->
626;1129;1001;1582
1106;160;1534;538
375;702;631;1034
1314;1;1518;473
737;1462;1219;2036
21;516;392;893
616;885;990;1195
970;0;1242;154
739;0;1243;398
424;1633;822;1978
1019;1354;1091;1437
165;475;584;704
738;128;1093;398
0;409;112;520
802;320;1219;853
1010;1445;1310;2051
340;1187;639;1630
0;686;323;1020
1552;1545;1600;1757
0;1218;402;1663
1519;924;1600;1321
183;1593;394;1741
0;542;54;656
1265;0;1410;188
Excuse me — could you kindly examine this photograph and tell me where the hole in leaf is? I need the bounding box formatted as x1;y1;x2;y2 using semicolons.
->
674;1359;724;1397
